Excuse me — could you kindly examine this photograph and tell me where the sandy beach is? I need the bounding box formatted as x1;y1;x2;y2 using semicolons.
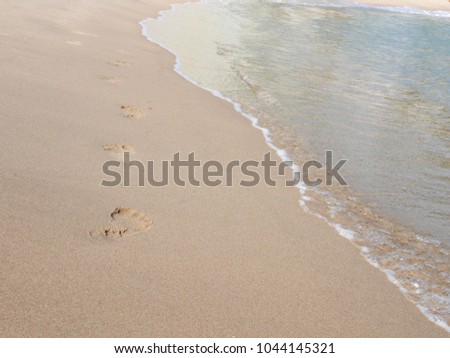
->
0;0;448;337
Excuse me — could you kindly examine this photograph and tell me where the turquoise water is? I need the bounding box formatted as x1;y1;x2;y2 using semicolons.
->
142;1;450;329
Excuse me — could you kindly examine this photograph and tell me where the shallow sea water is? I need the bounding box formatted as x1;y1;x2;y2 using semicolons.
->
142;0;450;330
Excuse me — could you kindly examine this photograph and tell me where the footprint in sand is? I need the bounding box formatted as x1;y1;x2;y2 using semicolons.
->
71;30;98;38
109;60;131;67
103;144;135;162
103;144;135;154
121;105;145;120
90;207;153;239
66;40;82;46
100;75;120;85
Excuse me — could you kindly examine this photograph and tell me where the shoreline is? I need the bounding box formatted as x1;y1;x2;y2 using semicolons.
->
143;1;450;331
0;0;448;337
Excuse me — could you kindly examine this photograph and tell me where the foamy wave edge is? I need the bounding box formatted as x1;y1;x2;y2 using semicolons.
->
353;2;450;17
139;2;450;333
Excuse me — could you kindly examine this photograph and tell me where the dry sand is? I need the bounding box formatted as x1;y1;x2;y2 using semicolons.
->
0;0;448;337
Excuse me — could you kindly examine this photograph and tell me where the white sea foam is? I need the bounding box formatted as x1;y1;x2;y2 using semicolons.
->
352;2;450;17
333;224;356;240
